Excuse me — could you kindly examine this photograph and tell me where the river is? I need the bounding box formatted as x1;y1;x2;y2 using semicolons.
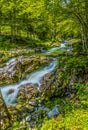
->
0;41;70;106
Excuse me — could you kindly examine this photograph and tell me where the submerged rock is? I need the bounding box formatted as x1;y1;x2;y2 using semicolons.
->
7;89;15;95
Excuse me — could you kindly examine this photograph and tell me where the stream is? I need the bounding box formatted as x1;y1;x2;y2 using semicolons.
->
44;41;71;54
1;58;56;106
0;41;70;106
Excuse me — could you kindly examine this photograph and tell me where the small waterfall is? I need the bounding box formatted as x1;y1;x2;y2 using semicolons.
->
0;59;56;106
24;59;56;87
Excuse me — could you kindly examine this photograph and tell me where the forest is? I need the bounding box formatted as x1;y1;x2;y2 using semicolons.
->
0;0;88;130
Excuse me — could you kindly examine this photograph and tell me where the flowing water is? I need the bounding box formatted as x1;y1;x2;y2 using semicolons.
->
0;68;3;72
0;41;71;106
45;41;68;54
0;59;56;106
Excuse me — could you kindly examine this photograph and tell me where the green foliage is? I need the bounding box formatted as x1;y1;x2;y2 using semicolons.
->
61;55;88;75
74;83;88;109
1;0;87;44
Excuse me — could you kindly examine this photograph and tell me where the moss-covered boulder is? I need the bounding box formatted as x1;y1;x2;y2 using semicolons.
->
17;83;39;107
40;71;60;100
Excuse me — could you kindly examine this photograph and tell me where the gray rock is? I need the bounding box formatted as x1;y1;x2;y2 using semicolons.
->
47;105;60;119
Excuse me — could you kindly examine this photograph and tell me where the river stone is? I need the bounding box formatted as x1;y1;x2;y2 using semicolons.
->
47;105;60;119
7;89;15;95
51;42;60;47
40;71;60;100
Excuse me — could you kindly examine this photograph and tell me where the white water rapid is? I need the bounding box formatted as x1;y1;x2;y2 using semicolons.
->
0;59;56;106
60;43;65;48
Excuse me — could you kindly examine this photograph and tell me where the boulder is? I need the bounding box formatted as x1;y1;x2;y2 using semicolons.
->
40;71;60;100
47;105;60;119
17;83;39;107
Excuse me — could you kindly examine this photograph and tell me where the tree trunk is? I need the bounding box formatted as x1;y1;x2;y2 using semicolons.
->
81;27;85;51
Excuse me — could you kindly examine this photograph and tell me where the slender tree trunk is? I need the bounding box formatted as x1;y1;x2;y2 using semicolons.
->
0;25;1;34
81;27;85;51
26;29;29;38
81;25;88;51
